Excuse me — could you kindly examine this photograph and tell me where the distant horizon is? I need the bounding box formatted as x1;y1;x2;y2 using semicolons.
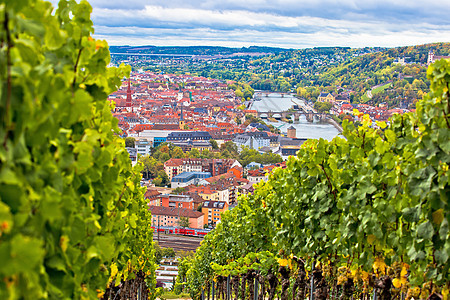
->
109;44;292;49
107;42;449;51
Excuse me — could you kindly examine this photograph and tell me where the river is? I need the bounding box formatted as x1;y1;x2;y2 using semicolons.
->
251;92;340;141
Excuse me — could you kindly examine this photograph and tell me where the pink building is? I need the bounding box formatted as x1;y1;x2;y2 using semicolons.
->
149;206;204;229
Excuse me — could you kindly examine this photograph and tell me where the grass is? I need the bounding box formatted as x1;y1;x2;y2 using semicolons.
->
361;93;370;102
372;82;392;94
160;291;191;300
361;82;392;103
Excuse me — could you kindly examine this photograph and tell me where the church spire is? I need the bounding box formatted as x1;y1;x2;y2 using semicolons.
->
126;77;132;108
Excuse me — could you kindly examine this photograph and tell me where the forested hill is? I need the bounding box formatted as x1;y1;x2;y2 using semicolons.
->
385;42;450;63
109;45;289;56
295;42;450;107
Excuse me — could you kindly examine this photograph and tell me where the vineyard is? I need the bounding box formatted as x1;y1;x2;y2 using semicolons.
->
0;0;157;298
177;60;450;300
1;0;450;299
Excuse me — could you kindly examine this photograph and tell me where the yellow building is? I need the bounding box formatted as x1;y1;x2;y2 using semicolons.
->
243;110;258;117
199;190;220;201
317;92;335;102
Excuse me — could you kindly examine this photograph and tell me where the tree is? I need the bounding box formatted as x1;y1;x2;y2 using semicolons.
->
296;86;307;98
173;187;187;194
155;171;170;187
220;141;239;158
243;89;253;99
160;145;170;154
314;101;332;113
179;216;190;228
210;139;219;150
239;147;260;167
139;155;158;179
153;243;163;264
201;149;213;159
162;248;176;258
155;161;165;173
189;148;201;158
152;177;163;187
0;1;156;298
172;146;185;158
260;151;283;165
238;146;283;167
159;152;170;162
125;137;136;148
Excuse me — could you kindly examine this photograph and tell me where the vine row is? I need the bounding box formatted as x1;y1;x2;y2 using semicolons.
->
179;59;450;300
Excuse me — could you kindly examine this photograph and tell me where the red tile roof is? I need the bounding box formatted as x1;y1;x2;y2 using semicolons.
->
164;158;184;167
149;206;204;218
145;188;161;199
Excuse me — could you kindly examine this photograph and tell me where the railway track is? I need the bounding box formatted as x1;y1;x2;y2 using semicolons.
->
153;233;203;251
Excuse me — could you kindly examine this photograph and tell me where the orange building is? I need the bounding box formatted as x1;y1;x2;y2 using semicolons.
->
201;201;228;226
227;166;243;178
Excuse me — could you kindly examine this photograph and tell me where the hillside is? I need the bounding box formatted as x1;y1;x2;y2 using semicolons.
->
109;45;288;56
298;42;450;107
115;43;450;108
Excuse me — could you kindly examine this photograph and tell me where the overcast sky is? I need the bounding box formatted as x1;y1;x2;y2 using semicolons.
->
54;0;450;49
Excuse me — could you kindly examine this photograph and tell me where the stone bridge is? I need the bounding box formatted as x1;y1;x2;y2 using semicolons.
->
254;92;288;98
257;110;329;122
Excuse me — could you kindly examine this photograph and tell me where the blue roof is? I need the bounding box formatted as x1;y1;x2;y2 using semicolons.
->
245;162;263;169
171;171;212;182
194;107;208;113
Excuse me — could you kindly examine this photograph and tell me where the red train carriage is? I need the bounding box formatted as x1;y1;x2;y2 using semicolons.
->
151;226;210;237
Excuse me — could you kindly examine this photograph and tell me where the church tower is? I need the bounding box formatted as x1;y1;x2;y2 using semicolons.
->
427;50;434;65
126;78;132;112
179;105;185;130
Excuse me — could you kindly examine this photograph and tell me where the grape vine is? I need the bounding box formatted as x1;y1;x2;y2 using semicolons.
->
181;59;450;300
0;0;156;298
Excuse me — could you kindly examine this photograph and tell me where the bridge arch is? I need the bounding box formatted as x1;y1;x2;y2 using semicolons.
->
272;113;282;119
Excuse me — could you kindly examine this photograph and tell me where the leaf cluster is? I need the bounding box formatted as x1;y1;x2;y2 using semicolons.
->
182;59;450;297
0;0;156;298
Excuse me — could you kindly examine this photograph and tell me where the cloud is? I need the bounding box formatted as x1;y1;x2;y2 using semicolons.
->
95;25;450;49
48;0;450;48
87;0;450;24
